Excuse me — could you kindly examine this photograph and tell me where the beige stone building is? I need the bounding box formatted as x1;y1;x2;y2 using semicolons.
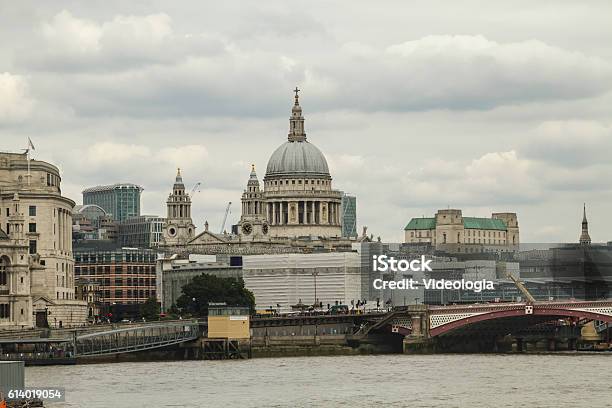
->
0;195;33;329
237;88;343;240
0;152;87;328
159;90;365;256
162;169;196;246
404;209;519;253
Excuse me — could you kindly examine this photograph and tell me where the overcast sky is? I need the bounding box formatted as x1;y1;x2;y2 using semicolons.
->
1;1;611;242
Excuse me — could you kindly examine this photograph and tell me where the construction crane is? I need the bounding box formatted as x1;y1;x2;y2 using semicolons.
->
220;202;232;233
190;182;201;196
506;272;536;304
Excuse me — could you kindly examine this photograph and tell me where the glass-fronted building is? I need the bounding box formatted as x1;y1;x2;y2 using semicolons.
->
119;215;166;248
341;193;357;238
82;183;143;222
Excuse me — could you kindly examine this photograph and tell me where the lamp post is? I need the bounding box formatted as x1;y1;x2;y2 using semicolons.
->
312;270;319;307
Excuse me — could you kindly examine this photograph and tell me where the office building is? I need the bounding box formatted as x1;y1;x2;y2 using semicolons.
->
82;183;143;222
74;243;157;306
120;215;165;248
341;193;357;238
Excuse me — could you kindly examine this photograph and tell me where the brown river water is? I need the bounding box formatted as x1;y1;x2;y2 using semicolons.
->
25;354;611;408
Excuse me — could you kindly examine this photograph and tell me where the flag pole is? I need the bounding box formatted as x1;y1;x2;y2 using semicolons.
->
26;137;31;185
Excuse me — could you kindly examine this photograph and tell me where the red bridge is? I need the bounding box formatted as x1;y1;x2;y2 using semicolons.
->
360;300;612;352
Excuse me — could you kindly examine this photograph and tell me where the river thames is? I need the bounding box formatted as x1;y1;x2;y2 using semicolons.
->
26;354;611;408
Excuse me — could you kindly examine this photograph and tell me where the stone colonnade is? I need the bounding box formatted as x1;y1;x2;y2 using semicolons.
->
265;200;340;226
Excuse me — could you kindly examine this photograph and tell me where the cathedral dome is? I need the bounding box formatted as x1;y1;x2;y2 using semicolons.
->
265;140;330;178
265;88;331;179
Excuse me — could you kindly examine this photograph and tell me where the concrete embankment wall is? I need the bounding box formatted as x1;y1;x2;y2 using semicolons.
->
250;334;399;358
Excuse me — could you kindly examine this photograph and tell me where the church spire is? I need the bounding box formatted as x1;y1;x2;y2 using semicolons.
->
247;164;260;190
579;203;591;245
288;87;306;142
173;168;185;194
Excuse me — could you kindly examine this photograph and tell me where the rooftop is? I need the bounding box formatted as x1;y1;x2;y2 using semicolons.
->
405;217;508;231
82;183;144;194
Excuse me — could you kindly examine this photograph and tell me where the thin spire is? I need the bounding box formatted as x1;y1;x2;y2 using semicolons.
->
580;203;591;245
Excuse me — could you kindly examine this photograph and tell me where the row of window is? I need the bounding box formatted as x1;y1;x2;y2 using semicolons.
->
409;229;507;238
56;291;74;300
75;253;157;263
75;265;156;274
267;179;330;187
76;278;155;286
5;205;37;216
102;289;156;299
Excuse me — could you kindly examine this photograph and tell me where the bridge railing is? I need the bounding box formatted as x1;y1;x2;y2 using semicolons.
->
75;322;200;357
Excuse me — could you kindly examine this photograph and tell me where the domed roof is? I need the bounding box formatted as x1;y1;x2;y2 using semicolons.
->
265;88;331;179
266;140;330;178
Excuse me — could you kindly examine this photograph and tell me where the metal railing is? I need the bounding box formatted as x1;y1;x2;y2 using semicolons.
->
75;321;200;356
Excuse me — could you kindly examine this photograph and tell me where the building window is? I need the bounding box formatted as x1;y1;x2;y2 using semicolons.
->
29;240;37;254
29;206;36;216
0;259;7;285
29;223;36;233
0;303;10;318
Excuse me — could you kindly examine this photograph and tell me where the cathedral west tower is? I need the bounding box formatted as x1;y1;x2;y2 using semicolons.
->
162;169;195;245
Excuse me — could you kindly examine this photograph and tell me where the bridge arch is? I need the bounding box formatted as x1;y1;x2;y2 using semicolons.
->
429;304;612;337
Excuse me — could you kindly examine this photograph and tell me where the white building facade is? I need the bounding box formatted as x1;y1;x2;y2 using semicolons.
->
242;252;361;312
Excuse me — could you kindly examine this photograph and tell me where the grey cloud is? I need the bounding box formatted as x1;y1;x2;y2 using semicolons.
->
520;120;612;167
2;1;612;243
8;10;612;119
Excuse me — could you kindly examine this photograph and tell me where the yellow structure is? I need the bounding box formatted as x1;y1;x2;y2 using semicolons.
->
207;305;250;339
581;321;601;342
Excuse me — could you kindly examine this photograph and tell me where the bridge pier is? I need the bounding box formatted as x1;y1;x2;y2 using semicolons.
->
402;336;434;354
411;315;422;337
515;338;524;352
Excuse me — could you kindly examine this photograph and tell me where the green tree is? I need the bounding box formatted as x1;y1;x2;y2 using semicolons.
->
140;297;161;320
176;274;255;316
